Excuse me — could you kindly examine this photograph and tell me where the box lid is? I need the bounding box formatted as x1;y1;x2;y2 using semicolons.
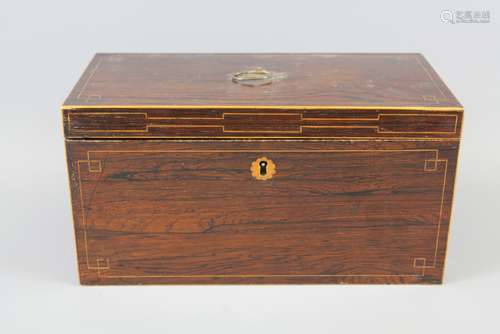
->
64;53;461;110
62;54;462;140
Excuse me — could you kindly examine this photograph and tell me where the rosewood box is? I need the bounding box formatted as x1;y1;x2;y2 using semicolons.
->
63;53;462;284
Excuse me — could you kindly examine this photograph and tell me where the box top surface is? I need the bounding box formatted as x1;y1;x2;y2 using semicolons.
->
63;53;462;111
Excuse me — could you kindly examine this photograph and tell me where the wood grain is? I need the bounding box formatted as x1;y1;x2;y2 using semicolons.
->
63;109;463;139
63;53;461;109
63;53;462;285
66;140;459;284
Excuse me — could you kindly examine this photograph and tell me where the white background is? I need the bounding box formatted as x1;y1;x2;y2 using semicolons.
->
1;1;499;333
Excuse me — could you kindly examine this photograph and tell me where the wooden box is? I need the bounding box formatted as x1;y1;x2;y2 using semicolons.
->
63;53;462;284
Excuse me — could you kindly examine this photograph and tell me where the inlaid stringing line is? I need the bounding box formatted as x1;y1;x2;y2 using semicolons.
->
414;55;447;100
76;57;103;100
76;161;109;270
434;160;448;266
67;112;459;135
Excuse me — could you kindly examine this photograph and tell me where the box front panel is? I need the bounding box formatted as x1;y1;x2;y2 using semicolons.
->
66;140;458;284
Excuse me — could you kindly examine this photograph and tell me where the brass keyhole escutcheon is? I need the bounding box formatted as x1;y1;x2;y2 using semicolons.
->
251;157;276;181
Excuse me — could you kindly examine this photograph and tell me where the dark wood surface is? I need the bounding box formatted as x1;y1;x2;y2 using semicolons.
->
63;108;462;139
66;140;459;284
63;53;462;109
63;53;462;284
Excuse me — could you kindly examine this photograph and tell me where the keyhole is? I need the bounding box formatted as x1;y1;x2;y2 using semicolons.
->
259;160;268;176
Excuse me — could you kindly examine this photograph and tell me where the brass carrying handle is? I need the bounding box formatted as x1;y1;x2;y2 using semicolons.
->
232;67;273;86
